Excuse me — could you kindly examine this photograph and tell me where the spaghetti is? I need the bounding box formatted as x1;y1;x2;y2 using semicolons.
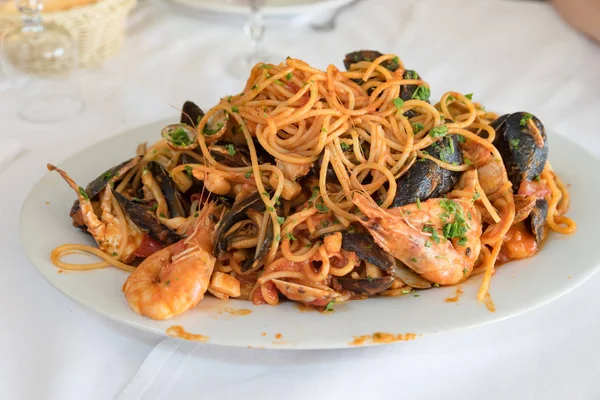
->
49;51;575;318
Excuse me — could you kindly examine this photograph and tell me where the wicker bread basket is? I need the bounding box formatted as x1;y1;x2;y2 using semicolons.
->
0;0;137;68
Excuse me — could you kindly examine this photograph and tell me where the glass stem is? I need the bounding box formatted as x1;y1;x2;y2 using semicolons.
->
245;0;265;55
16;0;44;32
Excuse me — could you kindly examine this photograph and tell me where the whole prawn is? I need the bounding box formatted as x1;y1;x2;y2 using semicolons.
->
123;202;217;320
353;194;482;285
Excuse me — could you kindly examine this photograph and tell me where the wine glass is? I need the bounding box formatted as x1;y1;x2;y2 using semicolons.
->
228;0;282;78
1;0;84;122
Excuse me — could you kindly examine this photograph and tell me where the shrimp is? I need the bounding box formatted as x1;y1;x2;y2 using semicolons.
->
123;202;217;320
353;194;482;285
48;161;143;263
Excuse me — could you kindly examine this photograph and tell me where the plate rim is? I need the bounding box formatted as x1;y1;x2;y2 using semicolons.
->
19;118;600;349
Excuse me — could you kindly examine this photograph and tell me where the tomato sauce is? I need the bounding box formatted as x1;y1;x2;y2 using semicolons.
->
497;223;538;264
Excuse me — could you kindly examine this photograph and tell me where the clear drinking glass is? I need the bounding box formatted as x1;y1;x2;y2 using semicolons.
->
1;0;84;122
229;0;281;77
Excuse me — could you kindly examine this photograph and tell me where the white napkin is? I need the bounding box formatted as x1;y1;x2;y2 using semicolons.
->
0;138;23;171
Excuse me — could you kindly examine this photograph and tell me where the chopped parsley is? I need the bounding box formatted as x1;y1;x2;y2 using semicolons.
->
473;192;481;201
184;165;193;177
165;280;171;286
392;98;404;110
285;72;293;80
320;127;328;133
225;144;236;156
422;225;441;243
414;294;420;298
150;203;158;212
533;175;540;182
416;197;421;209
446;95;455;103
465;93;473;100
411;85;430;101
324;300;335;312
509;138;520;150
78;187;89;200
429;125;448;138
168;127;193;147
203;122;223;136
277;216;285;225
159;212;166;218
245;171;252;179
112;252;118;257
315;202;329;213
465;158;472;166
458;135;466;143
231;106;239;113
194;212;199;218
402;289;412;294
411;257;417;262
463;268;468;276
412;123;424;133
274;79;283;85
520;113;533;126
433;283;440;287
340;142;350;151
439;146;454;163
285;232;297;241
101;171;113;181
457;237;468;246
251;84;259;90
424;240;432;248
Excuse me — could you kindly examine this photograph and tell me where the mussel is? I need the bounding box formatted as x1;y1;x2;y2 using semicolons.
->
214;191;273;258
341;232;396;275
209;144;251;168
392;134;463;207
112;191;181;246
527;198;548;244
491;112;548;189
336;276;395;295
343;50;400;72
180;100;204;128
394;261;432;289
147;161;189;218
492;112;549;243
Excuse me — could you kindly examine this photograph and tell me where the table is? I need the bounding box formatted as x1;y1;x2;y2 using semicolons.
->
1;0;599;398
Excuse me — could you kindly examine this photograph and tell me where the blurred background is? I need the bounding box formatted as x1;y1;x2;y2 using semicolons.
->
0;0;599;174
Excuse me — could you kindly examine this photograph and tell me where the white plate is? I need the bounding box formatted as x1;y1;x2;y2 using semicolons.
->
20;119;600;349
165;0;355;17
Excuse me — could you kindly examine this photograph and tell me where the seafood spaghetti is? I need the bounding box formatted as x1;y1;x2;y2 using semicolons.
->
48;51;575;320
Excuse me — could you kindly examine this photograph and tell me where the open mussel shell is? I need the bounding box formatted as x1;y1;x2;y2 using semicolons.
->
271;279;340;306
527;198;548;244
181;101;204;128
341;232;396;275
394;261;432;289
336;276;395;295
147;161;189;218
210;145;251;168
392;134;462;207
492;112;548;189
161;124;197;151
112;191;180;246
241;216;274;273
213;190;272;257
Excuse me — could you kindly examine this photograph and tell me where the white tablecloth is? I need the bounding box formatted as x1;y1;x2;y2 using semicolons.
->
1;0;600;398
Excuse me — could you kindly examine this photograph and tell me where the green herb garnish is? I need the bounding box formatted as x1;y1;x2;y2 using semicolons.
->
225;144;236;156
429;125;448;138
509;138;520;150
78;187;89;201
520;113;532;126
324;300;335;312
